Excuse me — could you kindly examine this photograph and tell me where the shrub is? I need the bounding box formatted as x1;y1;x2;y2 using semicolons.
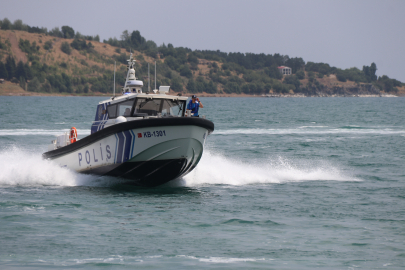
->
1;18;12;30
205;81;217;93
79;59;88;66
187;54;199;65
0;62;8;79
179;65;192;78
28;77;40;92
19;39;39;54
0;40;7;50
114;53;127;64
61;26;75;39
83;84;89;93
19;76;26;89
223;81;241;94
165;56;179;70
336;70;347;82
305;62;331;75
41;82;52;93
283;75;300;90
170;77;183;92
60;42;71;55
377;75;401;93
76;85;84;93
296;70;305;80
43;40;53;50
187;79;196;93
70;38;94;52
242;84;250;94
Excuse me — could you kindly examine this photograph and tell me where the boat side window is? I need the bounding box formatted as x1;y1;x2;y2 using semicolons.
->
118;100;134;117
107;104;117;118
107;99;134;119
133;98;162;116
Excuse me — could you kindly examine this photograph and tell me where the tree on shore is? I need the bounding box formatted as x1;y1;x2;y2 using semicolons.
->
1;18;11;30
61;42;71;55
0;62;8;79
5;55;16;80
15;61;26;80
28;77;40;92
61;26;75;39
363;62;377;82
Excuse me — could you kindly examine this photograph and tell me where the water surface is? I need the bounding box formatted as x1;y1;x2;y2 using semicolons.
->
0;96;404;269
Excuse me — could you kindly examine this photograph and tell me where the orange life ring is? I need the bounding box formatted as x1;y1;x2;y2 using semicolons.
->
69;127;77;144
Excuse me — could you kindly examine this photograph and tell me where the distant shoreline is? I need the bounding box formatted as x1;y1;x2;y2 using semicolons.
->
0;79;400;98
0;91;399;98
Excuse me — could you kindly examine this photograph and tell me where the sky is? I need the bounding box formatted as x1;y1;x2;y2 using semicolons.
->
2;0;405;82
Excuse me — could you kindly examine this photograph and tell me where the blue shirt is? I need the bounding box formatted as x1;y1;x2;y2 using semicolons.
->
187;100;200;116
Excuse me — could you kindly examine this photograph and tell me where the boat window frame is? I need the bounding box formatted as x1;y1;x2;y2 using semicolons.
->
133;97;186;117
107;104;118;118
106;99;136;119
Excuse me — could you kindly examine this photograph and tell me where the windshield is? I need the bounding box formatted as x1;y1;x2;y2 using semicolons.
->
133;98;185;117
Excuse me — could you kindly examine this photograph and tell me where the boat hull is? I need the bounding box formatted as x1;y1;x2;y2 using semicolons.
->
43;118;214;186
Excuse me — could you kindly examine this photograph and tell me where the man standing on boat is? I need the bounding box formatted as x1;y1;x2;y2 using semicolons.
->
187;95;204;117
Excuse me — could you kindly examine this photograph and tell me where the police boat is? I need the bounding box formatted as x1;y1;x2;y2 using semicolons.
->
43;53;214;186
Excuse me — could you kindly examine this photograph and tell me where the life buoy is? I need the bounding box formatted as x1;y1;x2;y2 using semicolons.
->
69;127;77;144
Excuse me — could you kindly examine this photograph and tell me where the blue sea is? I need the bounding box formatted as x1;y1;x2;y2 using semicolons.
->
0;96;404;269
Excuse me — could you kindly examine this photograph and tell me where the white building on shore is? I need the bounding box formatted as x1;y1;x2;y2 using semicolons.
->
278;66;292;75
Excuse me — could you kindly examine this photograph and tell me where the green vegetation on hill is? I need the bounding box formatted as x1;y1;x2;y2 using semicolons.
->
0;17;403;96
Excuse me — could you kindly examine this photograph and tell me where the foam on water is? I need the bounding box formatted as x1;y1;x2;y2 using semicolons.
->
0;147;357;188
214;128;405;136
183;150;358;186
0;147;95;187
177;255;267;263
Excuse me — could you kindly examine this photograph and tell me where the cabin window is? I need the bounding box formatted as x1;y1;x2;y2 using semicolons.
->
161;99;185;116
107;99;135;118
133;98;185;117
133;98;162;116
118;100;134;117
107;104;117;118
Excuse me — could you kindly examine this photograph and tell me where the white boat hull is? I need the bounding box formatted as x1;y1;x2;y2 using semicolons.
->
43;118;213;186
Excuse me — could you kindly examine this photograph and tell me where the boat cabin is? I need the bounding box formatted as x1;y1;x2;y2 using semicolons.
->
91;52;189;134
91;93;189;134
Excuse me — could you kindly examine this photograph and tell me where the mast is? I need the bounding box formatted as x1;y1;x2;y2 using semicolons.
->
155;61;156;90
148;63;150;92
113;61;116;98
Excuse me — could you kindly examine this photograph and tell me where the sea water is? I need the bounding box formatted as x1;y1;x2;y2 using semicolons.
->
0;96;404;269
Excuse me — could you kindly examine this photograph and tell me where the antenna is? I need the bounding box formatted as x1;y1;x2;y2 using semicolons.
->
113;61;116;98
148;63;150;92
155;61;156;90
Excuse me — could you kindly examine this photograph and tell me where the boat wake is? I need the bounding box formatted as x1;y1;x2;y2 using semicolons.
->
0;147;96;187
181;150;359;186
214;127;405;136
0;147;358;188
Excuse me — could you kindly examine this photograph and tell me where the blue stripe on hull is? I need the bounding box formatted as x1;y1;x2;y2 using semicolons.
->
129;130;136;158
122;130;133;162
116;132;125;163
114;133;119;163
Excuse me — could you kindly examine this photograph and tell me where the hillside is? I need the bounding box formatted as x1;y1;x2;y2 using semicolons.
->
0;27;404;97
